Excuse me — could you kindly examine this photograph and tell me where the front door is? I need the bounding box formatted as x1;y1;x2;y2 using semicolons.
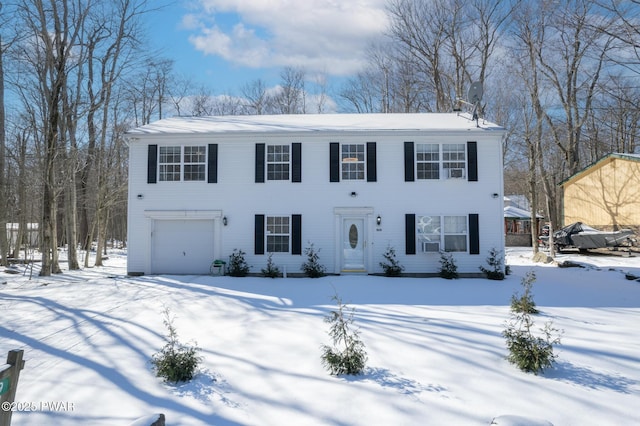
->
342;218;366;272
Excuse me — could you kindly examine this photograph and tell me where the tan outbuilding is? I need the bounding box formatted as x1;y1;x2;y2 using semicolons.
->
561;153;640;233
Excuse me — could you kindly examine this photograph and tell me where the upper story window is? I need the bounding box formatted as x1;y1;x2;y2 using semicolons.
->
159;145;206;182
159;146;181;181
267;145;290;180
416;144;440;179
417;215;467;252
406;142;473;182
266;216;290;252
183;146;206;181
443;143;466;179
341;144;365;180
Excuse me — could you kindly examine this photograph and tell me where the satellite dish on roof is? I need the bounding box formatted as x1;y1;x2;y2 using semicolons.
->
467;81;483;126
468;81;483;104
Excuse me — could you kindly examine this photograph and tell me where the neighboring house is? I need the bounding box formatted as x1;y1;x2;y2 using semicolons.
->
561;153;640;233
126;113;506;276
6;223;39;253
503;196;542;247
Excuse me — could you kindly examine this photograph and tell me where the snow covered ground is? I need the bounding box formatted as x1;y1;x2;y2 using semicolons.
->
1;247;639;426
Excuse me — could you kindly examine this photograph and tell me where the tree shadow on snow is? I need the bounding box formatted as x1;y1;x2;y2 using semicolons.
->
340;366;450;400
545;360;638;394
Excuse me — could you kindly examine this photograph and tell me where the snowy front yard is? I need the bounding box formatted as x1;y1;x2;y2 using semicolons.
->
1;248;639;425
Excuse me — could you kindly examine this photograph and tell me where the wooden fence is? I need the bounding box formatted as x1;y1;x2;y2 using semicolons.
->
0;350;25;426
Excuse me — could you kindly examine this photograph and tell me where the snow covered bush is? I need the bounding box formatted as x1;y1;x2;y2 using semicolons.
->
321;294;367;375
504;272;561;374
439;251;458;279
511;271;539;314
301;243;326;278
151;308;202;383
379;245;404;277
503;312;561;375
261;252;281;278
480;247;505;280
228;249;250;277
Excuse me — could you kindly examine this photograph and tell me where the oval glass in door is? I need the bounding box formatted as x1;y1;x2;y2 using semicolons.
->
343;218;365;272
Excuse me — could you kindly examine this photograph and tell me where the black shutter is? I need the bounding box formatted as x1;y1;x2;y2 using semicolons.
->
207;144;218;183
330;142;340;182
469;213;480;254
292;143;302;183
255;214;265;255
255;143;265;183
467;141;478;182
366;142;377;182
292;214;302;255
404;142;414;182
405;214;416;255
147;144;157;184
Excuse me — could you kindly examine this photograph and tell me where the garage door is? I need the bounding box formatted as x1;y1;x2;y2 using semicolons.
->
151;219;215;274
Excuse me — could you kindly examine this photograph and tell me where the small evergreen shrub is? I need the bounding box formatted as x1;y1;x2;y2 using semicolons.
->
503;271;561;374
503;310;561;374
379;246;404;277
301;243;326;278
228;249;250;277
480;247;505;280
511;271;539;314
321;294;368;375
439;251;458;279
261;252;281;278
151;308;202;383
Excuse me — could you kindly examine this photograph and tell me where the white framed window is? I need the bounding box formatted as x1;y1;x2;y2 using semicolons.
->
443;144;466;179
267;145;290;180
183;146;206;181
159;146;181;181
417;215;467;252
266;216;290;252
159;145;206;182
341;144;365;180
417;215;441;252
416;144;440;179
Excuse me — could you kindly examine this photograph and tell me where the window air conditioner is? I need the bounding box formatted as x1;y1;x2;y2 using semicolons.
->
447;168;465;179
422;241;440;252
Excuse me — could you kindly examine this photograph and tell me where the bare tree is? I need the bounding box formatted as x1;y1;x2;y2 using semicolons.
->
0;1;8;266
274;66;306;114
385;0;512;112
532;0;615;176
241;78;271;115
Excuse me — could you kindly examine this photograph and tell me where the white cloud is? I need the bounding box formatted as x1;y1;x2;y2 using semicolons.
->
186;0;389;76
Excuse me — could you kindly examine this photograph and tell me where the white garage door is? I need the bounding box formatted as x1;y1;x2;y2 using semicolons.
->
151;219;215;274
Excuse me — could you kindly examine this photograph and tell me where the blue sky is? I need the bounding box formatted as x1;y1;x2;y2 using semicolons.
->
146;0;389;95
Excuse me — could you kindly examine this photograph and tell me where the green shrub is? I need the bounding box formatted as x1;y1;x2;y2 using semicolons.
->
379;246;404;277
503;312;561;374
439;251;458;279
301;243;326;278
261;252;281;278
511;271;539;314
503;271;561;374
321;294;367;375
228;249;250;277
480;247;505;280
151;308;202;383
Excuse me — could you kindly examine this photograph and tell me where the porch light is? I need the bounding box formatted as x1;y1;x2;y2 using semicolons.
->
377;215;382;225
223;216;228;226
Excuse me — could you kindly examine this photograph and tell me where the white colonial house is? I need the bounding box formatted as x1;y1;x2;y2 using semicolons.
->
126;113;506;276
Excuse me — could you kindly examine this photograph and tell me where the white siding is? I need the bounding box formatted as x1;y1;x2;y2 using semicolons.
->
127;115;505;275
